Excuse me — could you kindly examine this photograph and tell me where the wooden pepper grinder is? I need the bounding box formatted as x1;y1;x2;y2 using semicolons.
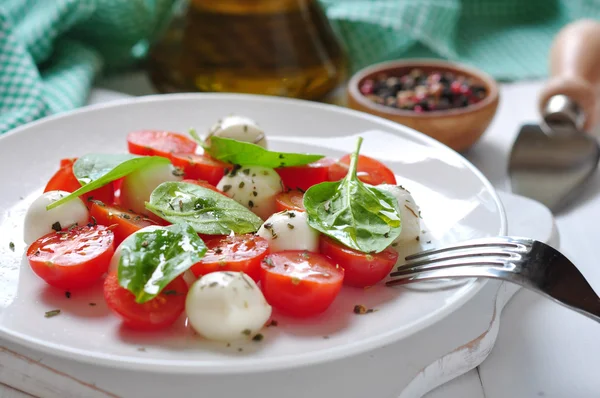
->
538;19;600;134
509;19;600;212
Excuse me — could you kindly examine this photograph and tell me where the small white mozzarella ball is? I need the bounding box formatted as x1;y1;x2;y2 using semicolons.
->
120;162;183;216
377;184;421;245
186;272;272;342
216;166;283;220
23;190;89;244
257;210;319;253
207;115;267;148
109;225;164;273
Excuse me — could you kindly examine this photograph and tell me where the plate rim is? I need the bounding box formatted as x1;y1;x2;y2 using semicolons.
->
0;93;507;373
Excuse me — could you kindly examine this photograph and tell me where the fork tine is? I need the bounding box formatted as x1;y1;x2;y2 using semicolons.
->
398;249;524;271
390;256;509;278
404;237;532;261
386;264;512;287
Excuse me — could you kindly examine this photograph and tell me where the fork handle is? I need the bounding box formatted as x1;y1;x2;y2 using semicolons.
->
387;269;600;324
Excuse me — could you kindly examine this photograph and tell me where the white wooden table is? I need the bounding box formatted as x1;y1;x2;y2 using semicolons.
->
2;76;600;398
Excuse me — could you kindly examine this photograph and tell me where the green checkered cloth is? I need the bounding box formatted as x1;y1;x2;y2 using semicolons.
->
0;0;175;134
1;0;599;135
321;0;600;78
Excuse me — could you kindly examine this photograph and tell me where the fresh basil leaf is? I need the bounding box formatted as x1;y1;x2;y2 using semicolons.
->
73;153;138;185
188;128;204;147
47;156;170;210
118;223;206;303
303;137;401;253
145;181;263;235
205;136;324;168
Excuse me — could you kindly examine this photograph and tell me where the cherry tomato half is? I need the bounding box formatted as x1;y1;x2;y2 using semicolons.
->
127;130;197;159
328;154;396;185
44;158;114;208
104;272;188;331
27;225;115;289
319;236;398;288
60;157;77;168
191;234;270;282
90;201;158;246
171;153;230;186
260;251;344;317
274;190;305;212
276;157;336;191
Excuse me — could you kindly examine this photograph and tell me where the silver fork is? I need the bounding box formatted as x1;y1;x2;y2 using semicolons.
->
386;236;600;323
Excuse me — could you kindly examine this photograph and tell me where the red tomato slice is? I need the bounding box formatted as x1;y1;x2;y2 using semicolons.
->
44;158;114;208
60;157;77;168
27;225;115;289
328;154;397;185
191;234;269;282
171;153;230;186
104;272;188;331
276;157;336;191
260;251;344;317
274;190;305;212
127;130;197;159
319;236;398;288
181;179;225;195
89;202;158;246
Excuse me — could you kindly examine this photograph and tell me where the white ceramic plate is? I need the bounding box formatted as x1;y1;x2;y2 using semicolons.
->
0;94;506;373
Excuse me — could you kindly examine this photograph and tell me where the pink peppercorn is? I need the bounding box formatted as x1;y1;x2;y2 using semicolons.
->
360;79;374;95
428;73;442;84
415;92;427;102
450;81;462;94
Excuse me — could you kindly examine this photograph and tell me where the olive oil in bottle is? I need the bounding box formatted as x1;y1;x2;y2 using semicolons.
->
148;0;347;100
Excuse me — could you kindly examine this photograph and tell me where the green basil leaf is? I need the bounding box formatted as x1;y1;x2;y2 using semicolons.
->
188;128;205;148
73;153;138;185
205;136;324;168
303;137;401;253
145;181;263;235
47;155;170;210
118;223;207;303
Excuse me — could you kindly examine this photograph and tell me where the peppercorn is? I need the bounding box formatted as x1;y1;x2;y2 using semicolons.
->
360;68;487;112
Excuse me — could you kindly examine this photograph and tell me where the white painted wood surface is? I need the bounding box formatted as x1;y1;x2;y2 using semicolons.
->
1;78;598;398
425;371;485;398
470;81;600;398
0;386;32;398
415;190;558;398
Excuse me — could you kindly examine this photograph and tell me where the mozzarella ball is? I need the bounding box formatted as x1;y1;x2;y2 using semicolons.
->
186;272;272;342
109;225;164;273
23;190;89;244
257;210;319;253
207;115;267;148
120;162;183;216
377;184;421;245
217;166;283;220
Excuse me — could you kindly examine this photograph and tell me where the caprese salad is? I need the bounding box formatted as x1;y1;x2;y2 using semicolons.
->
23;115;421;342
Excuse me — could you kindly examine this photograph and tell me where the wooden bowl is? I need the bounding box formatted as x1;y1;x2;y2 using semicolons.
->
347;59;499;152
